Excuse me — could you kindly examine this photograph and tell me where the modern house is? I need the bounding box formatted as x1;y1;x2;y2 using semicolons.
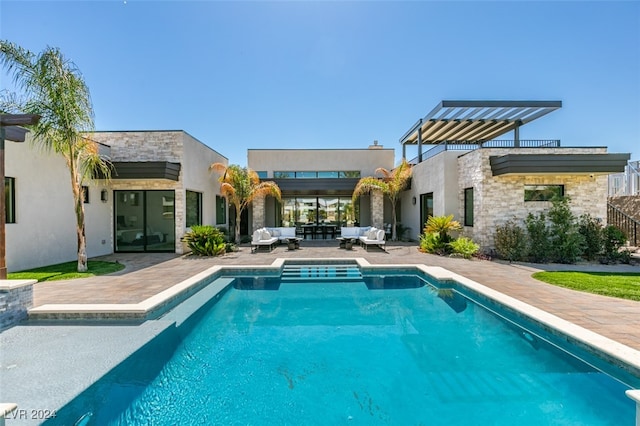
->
5;130;227;271
3;100;632;270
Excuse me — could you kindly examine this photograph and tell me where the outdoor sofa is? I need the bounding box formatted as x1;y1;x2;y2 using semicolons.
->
252;227;299;252
358;227;386;251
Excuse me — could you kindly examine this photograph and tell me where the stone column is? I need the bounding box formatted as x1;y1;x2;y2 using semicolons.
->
252;195;265;232
371;190;384;229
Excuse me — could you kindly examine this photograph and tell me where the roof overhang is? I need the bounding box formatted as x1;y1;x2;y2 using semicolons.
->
400;100;562;145
111;162;181;181
272;178;360;196
489;153;631;176
0;114;41;142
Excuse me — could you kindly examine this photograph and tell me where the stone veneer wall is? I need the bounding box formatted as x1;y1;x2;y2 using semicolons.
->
0;281;34;331
252;195;266;232
93;131;183;162
458;147;609;252
371;190;384;229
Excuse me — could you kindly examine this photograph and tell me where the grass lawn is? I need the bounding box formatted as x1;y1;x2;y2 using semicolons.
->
7;260;125;282
532;271;640;301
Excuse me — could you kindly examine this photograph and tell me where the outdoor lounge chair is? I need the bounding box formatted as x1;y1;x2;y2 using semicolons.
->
251;228;278;253
359;228;386;251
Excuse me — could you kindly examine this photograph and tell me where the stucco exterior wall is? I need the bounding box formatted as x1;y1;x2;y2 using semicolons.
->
6;136;111;272
181;132;228;229
248;148;395;177
403;150;467;239
458;147;610;252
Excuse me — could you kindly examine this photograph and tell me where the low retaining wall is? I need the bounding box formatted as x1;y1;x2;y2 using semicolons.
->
0;280;36;331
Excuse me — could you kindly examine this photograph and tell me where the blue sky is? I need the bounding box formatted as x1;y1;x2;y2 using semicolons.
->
1;1;639;166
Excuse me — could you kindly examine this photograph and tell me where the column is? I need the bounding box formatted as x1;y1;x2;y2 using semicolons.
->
371;189;384;229
252;195;265;232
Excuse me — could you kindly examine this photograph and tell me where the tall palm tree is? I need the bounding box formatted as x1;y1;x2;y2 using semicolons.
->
210;163;281;243
1;41;111;272
352;159;412;241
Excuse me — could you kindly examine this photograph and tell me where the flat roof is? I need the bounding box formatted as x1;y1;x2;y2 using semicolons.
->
400;100;562;145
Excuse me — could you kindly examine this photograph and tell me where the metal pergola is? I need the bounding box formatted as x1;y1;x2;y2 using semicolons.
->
399;100;562;161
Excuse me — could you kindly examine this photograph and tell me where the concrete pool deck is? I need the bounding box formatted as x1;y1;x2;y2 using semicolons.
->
1;241;640;424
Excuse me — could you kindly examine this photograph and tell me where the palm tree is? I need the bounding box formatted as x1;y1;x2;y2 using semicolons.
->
352;159;412;241
210;163;281;243
0;41;111;272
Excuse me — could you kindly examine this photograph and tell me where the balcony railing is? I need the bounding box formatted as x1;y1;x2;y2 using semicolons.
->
406;139;561;165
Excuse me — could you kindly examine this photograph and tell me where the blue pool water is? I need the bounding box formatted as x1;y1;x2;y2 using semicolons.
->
48;272;636;425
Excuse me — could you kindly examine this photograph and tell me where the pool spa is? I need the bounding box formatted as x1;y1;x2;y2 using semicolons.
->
18;260;640;424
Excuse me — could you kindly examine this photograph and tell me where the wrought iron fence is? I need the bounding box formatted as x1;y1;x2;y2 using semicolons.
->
608;203;639;247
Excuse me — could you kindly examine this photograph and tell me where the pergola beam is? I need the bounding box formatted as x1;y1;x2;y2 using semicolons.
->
399;100;562;146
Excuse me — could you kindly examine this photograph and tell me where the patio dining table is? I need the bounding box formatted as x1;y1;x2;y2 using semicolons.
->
300;224;337;239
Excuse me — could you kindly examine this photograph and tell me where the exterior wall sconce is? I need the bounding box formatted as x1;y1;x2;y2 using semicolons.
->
412;196;417;205
101;189;108;203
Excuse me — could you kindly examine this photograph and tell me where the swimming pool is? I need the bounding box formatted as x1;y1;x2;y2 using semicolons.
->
46;263;638;425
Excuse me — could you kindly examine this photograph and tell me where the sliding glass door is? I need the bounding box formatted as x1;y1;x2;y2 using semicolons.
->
115;190;175;252
280;196;358;227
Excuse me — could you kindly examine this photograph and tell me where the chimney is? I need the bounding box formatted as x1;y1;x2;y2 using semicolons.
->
368;140;382;149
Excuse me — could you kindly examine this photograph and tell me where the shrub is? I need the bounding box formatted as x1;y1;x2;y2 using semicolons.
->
525;212;551;263
420;215;463;256
449;237;479;259
424;215;461;245
494;220;527;262
578;214;603;261
419;232;448;255
601;225;629;263
547;197;584;264
182;225;227;256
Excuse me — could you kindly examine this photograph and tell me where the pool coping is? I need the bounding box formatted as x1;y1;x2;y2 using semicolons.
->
27;257;640;382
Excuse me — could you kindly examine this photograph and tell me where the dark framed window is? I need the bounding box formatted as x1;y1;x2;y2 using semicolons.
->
524;185;564;202
317;171;339;178
256;171;268;179
216;195;226;225
295;171;317;178
274;171;295;178
82;186;90;203
420;192;433;231
464;187;474;227
5;177;15;223
186;190;202;227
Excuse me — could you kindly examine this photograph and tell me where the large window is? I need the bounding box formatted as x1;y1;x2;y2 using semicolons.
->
115;190;175;252
280;196;358;226
186;190;202;227
273;171;361;179
5;177;15;224
464;187;474;227
524;185;564;202
216;195;226;225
